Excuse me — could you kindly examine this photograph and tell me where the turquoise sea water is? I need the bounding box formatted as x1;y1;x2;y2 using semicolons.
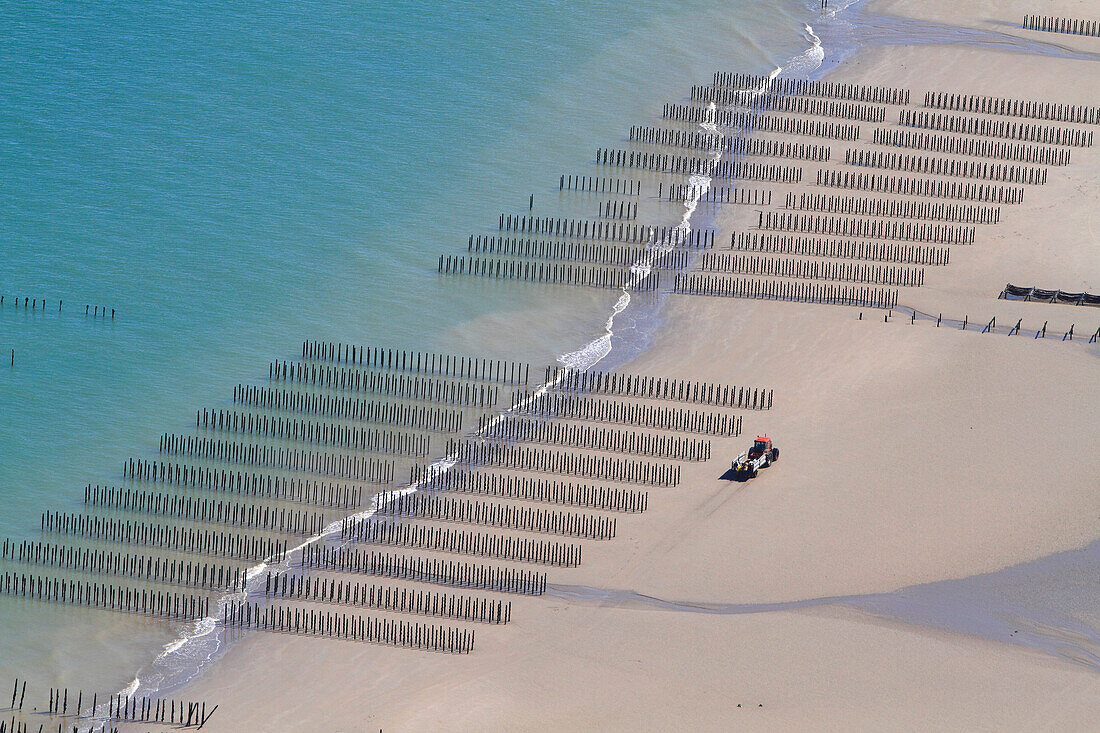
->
0;0;830;698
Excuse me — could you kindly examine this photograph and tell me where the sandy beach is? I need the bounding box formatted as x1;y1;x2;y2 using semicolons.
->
177;0;1100;729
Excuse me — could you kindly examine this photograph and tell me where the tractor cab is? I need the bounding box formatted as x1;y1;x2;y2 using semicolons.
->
732;436;779;480
747;436;772;459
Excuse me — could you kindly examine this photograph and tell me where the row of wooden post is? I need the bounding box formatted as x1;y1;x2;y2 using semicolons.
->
873;127;1071;166
159;433;402;479
1022;15;1100;38
785;191;999;225
476;414;713;461
923;90;1100;125
301;544;548;596
124;458;368;508
816;168;1024;203
710;72;909;105
759;210;976;245
40;511;287;562
341;516;583;566
270;360;500;408
598;200;637;220
223;601;475;653
559;174;639;195
665;185;771;206
198;409;439;452
498;212;714;247
438;255;661;293
84;483;330;537
846;148;1048;186
0;298;115;319
444;439;679;488
899;109;1093;147
597;147;804;184
629;125;831;162
234;384;465;432
301;341;530;385
732;232;949;265
689;86;886;122
890;309;1097;342
6;678;214;729
700;253;925;288
2;537;244;591
674;273;900;310
544;366;772;410
662;103;862;141
467;235;692;269
263;572;511;624
0;571;210;621
375;489;617;540
409;467;650;513
508;389;743;436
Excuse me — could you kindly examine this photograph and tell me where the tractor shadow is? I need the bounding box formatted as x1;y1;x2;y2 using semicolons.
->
720;468;748;482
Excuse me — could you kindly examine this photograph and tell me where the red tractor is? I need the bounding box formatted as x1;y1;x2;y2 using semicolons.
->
732;436;779;480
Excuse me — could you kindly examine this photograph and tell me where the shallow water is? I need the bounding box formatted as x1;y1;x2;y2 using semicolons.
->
550;536;1100;674
847;538;1100;672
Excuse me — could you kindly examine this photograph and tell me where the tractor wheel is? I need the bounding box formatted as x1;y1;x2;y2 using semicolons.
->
771;448;779;462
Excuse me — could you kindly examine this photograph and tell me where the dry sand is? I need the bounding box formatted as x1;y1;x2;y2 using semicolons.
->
180;0;1100;729
185;602;1100;731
